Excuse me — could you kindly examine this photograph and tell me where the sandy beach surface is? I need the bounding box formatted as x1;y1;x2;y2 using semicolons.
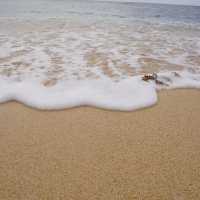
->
0;89;200;200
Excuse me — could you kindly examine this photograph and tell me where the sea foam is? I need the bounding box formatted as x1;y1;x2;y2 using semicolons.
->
0;77;157;110
0;70;199;111
0;18;199;111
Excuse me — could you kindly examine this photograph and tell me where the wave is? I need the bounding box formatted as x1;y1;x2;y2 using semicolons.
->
0;18;199;111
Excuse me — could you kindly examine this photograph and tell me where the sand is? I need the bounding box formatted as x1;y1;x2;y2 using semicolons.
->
0;89;200;200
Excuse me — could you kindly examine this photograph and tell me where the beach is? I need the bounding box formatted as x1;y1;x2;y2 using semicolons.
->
0;89;200;200
0;0;200;199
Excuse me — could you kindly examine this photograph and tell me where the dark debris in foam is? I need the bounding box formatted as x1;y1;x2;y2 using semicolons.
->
142;72;181;86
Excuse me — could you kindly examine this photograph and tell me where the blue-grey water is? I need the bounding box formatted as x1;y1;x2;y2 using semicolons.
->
0;0;200;24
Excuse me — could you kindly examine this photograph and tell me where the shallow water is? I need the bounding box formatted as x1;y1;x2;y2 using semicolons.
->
0;1;200;111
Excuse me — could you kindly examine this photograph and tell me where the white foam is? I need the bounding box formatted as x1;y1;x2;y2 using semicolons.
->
0;19;199;111
0;77;158;111
0;70;199;111
158;71;200;89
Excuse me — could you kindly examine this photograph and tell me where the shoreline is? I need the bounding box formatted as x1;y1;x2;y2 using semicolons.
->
0;89;200;199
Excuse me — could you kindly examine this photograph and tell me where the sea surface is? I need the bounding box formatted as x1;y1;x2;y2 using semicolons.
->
0;0;200;111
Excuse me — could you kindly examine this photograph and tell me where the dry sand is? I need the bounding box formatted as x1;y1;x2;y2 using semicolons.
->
0;89;200;200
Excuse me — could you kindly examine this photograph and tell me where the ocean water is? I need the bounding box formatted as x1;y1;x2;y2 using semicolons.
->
0;0;200;111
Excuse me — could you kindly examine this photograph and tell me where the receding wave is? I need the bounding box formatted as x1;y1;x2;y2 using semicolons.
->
0;18;200;111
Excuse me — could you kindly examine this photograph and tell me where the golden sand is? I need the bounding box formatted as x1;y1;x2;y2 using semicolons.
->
0;90;200;200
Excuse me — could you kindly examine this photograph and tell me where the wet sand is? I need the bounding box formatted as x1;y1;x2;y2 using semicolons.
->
0;89;200;200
